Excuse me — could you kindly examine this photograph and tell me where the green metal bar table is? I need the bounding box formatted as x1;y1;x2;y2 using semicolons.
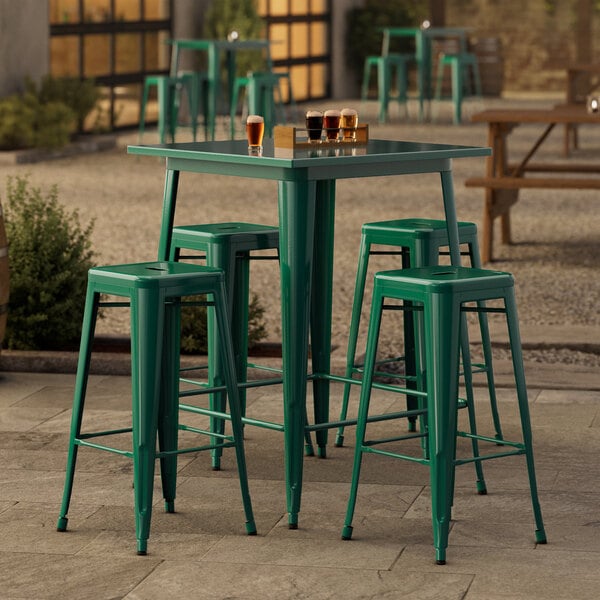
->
168;39;271;140
127;138;490;528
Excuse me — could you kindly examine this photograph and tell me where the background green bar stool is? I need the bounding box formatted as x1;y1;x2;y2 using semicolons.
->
341;265;547;565
169;223;287;467
56;261;256;555
336;218;502;448
139;71;206;143
360;54;412;123
434;47;482;124
229;71;296;138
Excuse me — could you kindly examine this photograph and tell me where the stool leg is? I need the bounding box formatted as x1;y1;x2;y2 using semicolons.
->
341;285;384;541
212;283;257;535
424;293;461;565
187;76;199;142
206;243;237;471
469;244;504;442
377;59;389;123
232;252;250;419
336;235;370;447
156;78;170;144
130;288;164;555
458;315;487;495
361;60;372;103
504;290;547;545
401;247;420;434
139;81;151;143
451;59;462;125
157;298;180;513
230;80;243;139
57;285;99;532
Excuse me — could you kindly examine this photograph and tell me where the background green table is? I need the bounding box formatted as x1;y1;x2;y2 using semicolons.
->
168;39;271;140
128;138;490;528
381;26;471;122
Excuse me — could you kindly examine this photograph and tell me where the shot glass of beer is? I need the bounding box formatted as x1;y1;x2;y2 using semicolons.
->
246;114;265;151
340;108;358;141
323;109;341;142
305;110;323;143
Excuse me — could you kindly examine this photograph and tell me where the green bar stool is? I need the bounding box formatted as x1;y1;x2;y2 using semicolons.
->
336;218;502;448
139;71;206;143
434;50;482;124
360;54;411;123
56;261;256;555
341;265;547;565
170;222;317;465
229;71;295;139
170;223;292;464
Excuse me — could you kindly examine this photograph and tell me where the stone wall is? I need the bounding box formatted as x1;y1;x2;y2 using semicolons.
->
447;0;598;94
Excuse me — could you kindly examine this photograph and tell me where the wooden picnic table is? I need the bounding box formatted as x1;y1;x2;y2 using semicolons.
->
465;105;600;262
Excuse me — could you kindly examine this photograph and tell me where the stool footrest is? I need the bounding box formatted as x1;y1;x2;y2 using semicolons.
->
157;440;236;457
76;438;133;458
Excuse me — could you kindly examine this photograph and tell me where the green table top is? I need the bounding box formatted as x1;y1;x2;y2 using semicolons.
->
128;138;490;181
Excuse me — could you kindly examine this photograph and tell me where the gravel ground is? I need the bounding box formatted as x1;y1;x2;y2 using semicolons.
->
2;95;599;366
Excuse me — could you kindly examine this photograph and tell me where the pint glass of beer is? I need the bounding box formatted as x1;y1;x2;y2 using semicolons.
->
305;110;323;143
340;108;358;141
323;109;341;142
246;115;265;150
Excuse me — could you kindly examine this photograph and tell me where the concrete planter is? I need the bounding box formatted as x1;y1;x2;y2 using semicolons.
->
0;134;117;165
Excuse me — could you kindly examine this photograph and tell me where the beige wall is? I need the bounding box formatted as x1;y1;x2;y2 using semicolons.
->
0;0;49;97
331;0;364;99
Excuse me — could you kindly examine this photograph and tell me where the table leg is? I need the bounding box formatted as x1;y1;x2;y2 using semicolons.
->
158;169;180;261
310;180;335;458
278;179;317;528
440;169;461;265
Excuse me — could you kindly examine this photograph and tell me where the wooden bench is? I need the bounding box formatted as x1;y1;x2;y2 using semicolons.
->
468;106;600;262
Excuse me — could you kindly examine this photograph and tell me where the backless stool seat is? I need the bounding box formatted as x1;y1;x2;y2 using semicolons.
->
56;261;256;555
341;266;547;565
336;218;502;448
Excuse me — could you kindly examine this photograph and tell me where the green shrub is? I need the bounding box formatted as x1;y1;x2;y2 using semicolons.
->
0;75;101;151
180;293;267;354
0;91;76;150
203;0;265;77
0;94;36;150
2;175;95;350
30;75;101;132
23;92;76;149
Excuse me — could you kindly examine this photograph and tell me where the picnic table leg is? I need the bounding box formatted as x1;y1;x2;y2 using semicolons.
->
482;193;494;264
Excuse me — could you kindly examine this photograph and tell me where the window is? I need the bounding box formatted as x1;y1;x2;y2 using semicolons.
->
49;0;173;130
258;0;331;102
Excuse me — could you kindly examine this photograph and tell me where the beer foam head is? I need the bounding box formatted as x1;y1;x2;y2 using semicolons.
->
246;114;264;123
324;109;341;117
306;110;322;117
341;108;357;116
